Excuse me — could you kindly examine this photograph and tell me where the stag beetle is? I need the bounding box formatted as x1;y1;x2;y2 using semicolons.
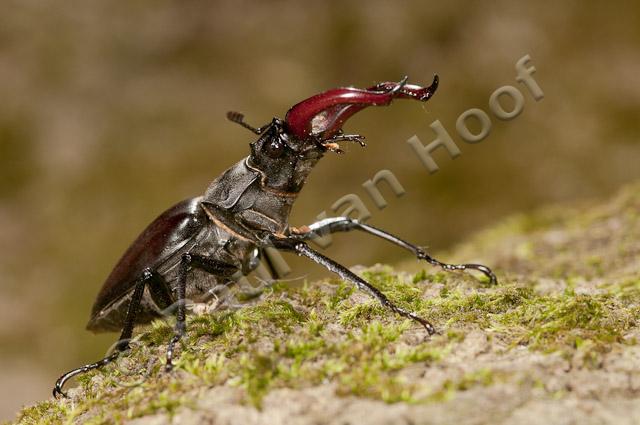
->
53;75;497;398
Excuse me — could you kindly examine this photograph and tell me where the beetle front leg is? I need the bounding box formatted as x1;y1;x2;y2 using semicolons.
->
323;132;366;147
269;237;436;335
292;217;497;284
165;254;237;371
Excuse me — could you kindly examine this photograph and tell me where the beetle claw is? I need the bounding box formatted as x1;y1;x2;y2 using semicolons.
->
52;386;68;399
165;332;184;372
322;133;366;150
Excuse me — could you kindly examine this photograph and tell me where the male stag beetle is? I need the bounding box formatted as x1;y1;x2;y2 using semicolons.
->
53;75;497;397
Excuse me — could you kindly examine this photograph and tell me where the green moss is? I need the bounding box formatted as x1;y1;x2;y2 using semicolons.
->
12;182;640;423
424;283;636;358
13;400;70;425
237;299;307;330
326;280;355;310
13;265;639;423
339;301;384;326
142;319;175;346
450;368;496;391
238;353;278;406
428;368;501;402
426;285;535;329
412;269;428;283
600;278;640;303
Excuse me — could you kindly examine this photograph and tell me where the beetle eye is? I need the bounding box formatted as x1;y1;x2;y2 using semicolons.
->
263;138;285;158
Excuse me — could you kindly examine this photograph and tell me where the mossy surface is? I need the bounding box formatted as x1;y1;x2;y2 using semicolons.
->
10;182;640;425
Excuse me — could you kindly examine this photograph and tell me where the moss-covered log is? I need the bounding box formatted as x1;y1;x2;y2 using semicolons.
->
11;183;640;425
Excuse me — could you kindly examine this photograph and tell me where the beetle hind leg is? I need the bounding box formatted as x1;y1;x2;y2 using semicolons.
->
53;271;151;398
53;269;173;398
53;351;121;399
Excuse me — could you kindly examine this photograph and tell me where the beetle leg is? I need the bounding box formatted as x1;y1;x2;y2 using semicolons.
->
165;254;237;371
324;132;366;147
268;237;436;335
53;270;155;399
147;270;175;312
53;351;121;399
258;248;279;281
165;256;188;371
293;217;497;284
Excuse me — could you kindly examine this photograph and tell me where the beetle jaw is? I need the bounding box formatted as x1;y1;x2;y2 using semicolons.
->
283;75;438;141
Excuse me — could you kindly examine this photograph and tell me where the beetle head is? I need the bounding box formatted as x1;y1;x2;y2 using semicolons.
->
228;75;438;194
246;116;325;193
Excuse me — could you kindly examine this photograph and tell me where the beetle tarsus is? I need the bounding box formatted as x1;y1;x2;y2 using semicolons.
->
165;333;183;372
53;351;121;399
417;252;498;284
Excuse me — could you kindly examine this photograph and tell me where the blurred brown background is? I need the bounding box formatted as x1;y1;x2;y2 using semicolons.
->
1;0;639;419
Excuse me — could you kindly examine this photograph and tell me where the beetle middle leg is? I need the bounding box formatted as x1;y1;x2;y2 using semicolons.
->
269;236;436;335
165;253;237;371
53;269;170;398
293;217;497;284
258;248;279;281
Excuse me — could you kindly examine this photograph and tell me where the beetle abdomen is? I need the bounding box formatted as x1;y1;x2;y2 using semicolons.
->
87;197;207;332
86;289;163;332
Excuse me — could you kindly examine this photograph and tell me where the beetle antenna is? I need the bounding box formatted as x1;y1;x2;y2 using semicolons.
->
226;111;264;135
